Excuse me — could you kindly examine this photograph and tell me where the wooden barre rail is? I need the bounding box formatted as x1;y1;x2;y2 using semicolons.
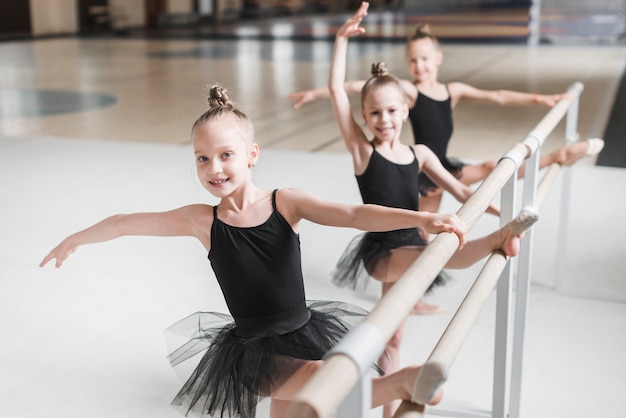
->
286;82;583;418
536;163;561;208
402;164;560;417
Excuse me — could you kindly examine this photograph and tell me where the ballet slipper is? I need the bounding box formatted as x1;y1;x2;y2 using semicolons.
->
584;137;605;156
411;361;446;406
410;299;447;315
562;137;605;166
499;209;540;257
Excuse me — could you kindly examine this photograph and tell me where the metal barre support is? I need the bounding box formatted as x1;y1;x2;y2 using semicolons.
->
408;209;539;409
326;322;386;375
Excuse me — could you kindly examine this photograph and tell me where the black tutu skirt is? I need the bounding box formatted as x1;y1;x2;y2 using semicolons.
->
419;157;465;196
166;300;368;418
332;228;450;293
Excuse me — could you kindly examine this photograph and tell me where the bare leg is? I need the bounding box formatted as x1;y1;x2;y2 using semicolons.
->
410;298;446;315
429;138;604;197
370;252;427;417
418;191;443;214
270;399;291;418
271;360;324;402
519;137;605;177
369;248;444;315
371;365;443;408
445;210;538;269
458;161;497;186
379;282;406;418
271;361;442;418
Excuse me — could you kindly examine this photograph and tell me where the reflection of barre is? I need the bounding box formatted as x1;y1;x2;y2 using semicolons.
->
287;83;584;418
409;210;540;407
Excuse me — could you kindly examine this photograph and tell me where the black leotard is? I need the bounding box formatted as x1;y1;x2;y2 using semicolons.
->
408;88;464;194
167;190;367;418
333;144;449;291
356;144;420;210
209;191;309;337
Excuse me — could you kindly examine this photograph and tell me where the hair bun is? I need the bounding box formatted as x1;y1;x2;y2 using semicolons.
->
207;85;234;109
413;23;432;37
371;62;389;78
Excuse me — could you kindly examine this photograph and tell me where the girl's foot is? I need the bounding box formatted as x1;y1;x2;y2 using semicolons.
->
410;299;446;315
400;366;444;406
498;209;540;257
558;138;605;166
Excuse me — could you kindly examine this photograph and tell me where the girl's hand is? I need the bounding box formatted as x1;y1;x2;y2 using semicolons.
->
39;238;77;268
337;2;369;39
425;213;467;249
536;92;570;107
288;89;318;109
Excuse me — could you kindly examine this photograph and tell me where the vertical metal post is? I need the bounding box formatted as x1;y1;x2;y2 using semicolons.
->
327;322;385;418
528;0;542;46
509;143;541;418
554;97;579;291
491;173;517;418
336;376;371;418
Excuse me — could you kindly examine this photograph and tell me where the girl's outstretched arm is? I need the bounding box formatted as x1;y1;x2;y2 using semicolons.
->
39;205;212;268
449;81;569;108
279;188;467;249
288;81;366;109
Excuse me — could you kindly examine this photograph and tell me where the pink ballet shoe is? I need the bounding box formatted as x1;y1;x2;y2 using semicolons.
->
562;137;605;166
411;361;447;406
500;209;540;257
508;209;539;236
585;137;605;156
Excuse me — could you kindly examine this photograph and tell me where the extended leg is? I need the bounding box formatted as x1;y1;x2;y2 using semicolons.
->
446;209;539;269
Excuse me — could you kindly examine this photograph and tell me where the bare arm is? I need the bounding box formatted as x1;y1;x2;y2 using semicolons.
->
288;81;365;109
328;2;372;169
448;81;569;108
39;205;212;268
416;145;500;216
278;188;467;249
289;77;416;109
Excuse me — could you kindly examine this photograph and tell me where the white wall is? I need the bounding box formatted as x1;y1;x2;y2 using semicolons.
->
109;0;145;28
167;0;194;13
30;0;78;36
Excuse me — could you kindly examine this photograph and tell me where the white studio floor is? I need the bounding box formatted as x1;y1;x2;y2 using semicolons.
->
1;135;625;418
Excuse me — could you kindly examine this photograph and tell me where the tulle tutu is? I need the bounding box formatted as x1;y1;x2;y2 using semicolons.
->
419;157;465;196
165;301;369;418
332;228;450;293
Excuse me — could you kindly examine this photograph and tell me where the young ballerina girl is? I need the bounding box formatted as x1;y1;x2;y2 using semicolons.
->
326;3;536;417
289;7;604;214
39;84;475;418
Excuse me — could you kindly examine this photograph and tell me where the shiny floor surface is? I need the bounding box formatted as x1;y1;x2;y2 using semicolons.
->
1;19;626;418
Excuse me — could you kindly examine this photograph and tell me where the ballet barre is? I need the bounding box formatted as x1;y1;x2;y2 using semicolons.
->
287;82;584;418
400;164;558;417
